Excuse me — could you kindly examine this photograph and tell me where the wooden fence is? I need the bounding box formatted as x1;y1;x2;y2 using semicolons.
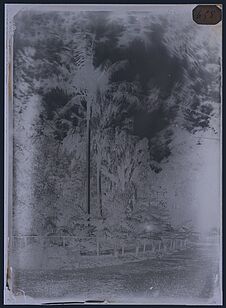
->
11;235;189;257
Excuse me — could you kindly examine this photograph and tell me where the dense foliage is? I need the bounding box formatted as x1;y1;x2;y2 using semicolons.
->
13;10;220;247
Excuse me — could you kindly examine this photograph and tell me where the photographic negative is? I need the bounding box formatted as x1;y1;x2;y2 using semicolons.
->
5;4;222;305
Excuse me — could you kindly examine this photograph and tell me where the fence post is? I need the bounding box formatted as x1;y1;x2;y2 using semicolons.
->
114;243;118;258
163;240;167;252
96;239;100;256
143;243;146;253
79;240;81;255
121;245;125;256
173;239;176;250
171;239;173;250
158;240;161;251
151;240;155;252
135;244;139;256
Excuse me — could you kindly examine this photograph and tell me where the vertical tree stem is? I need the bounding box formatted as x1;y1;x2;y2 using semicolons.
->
87;116;91;226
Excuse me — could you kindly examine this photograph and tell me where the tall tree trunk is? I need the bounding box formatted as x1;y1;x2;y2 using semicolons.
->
87;113;91;227
99;172;102;216
97;160;103;217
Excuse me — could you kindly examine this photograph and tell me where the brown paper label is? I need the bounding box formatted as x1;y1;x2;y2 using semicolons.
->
193;5;222;25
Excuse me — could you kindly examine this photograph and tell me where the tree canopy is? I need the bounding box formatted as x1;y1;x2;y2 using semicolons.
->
13;10;221;240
